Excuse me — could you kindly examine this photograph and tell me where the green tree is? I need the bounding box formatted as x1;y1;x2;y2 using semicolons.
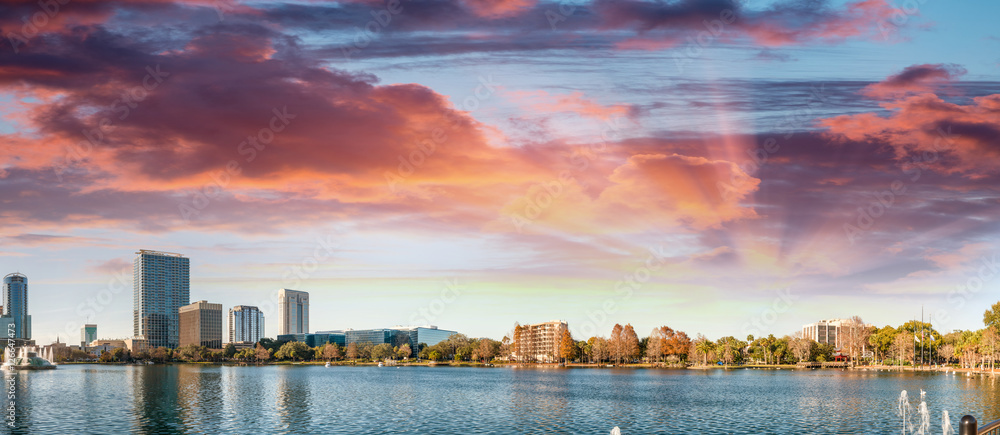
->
869;325;897;362
695;337;715;366
223;343;237;359
372;343;394;361
275;341;312;361
985;302;1000;332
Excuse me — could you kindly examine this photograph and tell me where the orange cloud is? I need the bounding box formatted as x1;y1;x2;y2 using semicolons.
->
821;92;1000;177
861;64;966;98
508;90;632;121
461;0;536;17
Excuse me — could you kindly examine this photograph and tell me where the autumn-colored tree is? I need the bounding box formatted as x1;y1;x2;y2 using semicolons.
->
512;324;523;363
255;344;271;363
398;343;412;360
667;331;692;361
610;324;624;365
476;339;495;363
622;324;640;363
346;342;359;362
500;335;512;360
591;337;609;364
840;316;872;366
559;328;575;363
322;343;341;361
647;327;667;363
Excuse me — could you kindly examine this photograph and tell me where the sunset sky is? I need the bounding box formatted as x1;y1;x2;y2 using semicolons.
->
1;0;999;344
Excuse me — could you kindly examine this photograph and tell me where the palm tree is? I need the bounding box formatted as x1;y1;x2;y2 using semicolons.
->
696;340;714;366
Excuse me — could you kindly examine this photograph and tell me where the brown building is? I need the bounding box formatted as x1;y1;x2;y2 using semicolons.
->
514;320;567;363
179;300;223;349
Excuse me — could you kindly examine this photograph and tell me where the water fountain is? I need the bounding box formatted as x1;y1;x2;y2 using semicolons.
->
899;390;913;434
897;389;954;435
942;411;954;435
1;345;57;370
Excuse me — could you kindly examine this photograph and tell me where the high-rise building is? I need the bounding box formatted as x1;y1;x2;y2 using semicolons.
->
278;289;309;335
513;320;567;363
2;273;30;340
133;250;190;349
179;300;223;349
81;324;97;347
229;305;264;344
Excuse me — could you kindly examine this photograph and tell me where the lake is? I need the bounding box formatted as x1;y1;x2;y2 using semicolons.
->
4;365;1000;434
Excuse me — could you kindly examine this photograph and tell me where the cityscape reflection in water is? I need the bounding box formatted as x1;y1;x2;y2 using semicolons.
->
5;365;1000;434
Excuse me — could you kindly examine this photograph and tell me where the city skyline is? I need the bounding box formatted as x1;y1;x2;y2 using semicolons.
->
1;1;998;347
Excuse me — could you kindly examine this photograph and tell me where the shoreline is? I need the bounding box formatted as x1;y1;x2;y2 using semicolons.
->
52;361;1000;374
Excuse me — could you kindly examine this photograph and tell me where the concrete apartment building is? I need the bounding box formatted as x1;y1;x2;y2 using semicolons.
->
514;320;568;363
179;300;223;349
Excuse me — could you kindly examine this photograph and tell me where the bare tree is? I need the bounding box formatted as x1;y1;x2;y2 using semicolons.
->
840;316;872;366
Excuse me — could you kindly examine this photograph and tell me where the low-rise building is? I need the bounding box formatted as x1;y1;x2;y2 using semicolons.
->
513;320;567;363
125;337;149;353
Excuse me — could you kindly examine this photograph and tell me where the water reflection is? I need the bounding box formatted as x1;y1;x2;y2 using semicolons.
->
275;366;313;433
4;371;31;434
9;365;1000;433
130;365;182;434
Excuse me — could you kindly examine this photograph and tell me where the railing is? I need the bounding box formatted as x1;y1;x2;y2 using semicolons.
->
958;415;1000;435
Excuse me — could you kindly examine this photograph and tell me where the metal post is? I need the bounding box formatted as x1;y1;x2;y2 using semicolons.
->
960;415;977;435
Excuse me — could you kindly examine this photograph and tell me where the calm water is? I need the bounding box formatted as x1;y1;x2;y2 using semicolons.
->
4;365;1000;434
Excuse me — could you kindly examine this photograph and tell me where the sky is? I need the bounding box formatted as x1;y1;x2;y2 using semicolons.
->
1;0;999;345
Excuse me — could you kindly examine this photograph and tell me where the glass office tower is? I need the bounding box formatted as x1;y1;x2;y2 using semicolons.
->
133;250;190;349
2;272;30;339
229;305;265;344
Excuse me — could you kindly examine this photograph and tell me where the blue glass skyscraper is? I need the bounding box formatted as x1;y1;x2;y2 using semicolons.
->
2;272;30;340
134;250;190;349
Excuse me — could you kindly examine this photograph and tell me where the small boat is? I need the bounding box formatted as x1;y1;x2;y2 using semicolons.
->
378;362;384;367
325;362;330;368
